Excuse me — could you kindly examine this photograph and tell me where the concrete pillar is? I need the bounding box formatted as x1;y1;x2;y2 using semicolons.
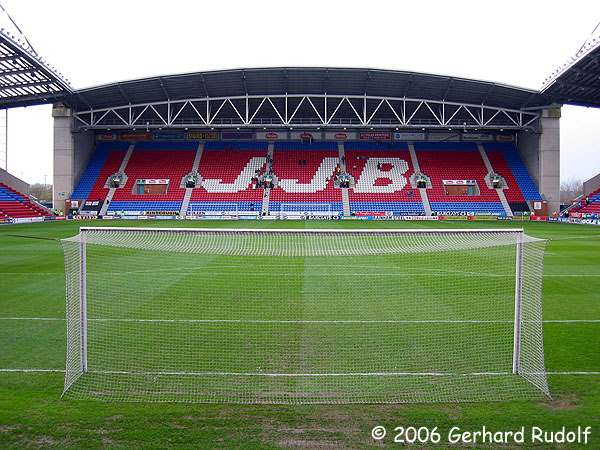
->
517;107;560;214
52;104;73;212
516;129;540;185
52;104;94;212
539;108;561;214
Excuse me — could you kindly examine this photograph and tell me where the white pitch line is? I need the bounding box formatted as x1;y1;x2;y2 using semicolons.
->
0;317;65;321
546;372;600;375
544;320;600;323
0;317;599;324
548;234;600;241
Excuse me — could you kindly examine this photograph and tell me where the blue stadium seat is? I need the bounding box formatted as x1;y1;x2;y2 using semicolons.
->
0;186;18;201
107;201;181;213
269;202;343;213
71;142;130;201
350;202;424;215
187;201;261;212
430;202;505;215
483;143;542;201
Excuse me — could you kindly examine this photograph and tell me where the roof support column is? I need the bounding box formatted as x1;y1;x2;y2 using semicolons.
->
538;108;561;214
52;104;94;212
517;107;560;214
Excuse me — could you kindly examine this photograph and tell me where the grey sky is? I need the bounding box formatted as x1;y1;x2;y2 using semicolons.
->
3;0;600;184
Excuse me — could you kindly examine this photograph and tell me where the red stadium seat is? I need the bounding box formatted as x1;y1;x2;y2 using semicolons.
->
0;183;52;219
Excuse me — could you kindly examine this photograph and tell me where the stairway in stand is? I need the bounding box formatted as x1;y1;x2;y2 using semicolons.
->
477;143;513;217
180;142;204;216
338;142;350;216
261;142;274;216
98;143;135;216
408;143;431;216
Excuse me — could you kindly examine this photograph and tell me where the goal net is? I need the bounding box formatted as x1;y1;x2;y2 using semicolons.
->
61;227;549;403
278;203;334;218
187;202;241;217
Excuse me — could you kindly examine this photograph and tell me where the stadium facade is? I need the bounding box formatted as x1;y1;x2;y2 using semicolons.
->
50;67;561;214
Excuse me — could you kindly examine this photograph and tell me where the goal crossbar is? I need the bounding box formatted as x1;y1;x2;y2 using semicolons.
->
79;227;525;233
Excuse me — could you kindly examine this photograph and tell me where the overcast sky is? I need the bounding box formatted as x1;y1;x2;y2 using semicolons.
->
2;0;600;185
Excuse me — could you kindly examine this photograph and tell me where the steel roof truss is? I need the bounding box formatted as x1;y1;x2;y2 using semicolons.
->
73;94;539;131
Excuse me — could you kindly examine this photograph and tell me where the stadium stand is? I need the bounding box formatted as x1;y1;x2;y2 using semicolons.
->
574;187;600;214
0;183;51;219
483;142;542;211
71;141;130;202
188;141;267;214
108;141;196;214
484;148;527;213
345;141;424;215
414;142;505;215
83;148;128;209
269;142;343;213
68;138;544;217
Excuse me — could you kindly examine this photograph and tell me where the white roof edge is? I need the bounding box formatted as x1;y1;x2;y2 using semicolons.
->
73;66;539;95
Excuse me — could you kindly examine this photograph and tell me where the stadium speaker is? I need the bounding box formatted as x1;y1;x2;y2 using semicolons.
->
491;175;503;189
185;176;196;188
110;176;121;188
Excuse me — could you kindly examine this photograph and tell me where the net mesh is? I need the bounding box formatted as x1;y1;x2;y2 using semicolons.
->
61;228;549;403
278;203;333;215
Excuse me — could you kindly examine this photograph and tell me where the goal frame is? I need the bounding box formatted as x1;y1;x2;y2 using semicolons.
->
187;202;242;217
278;202;334;217
73;226;527;382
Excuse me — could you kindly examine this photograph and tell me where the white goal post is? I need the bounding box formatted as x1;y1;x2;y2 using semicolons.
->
61;227;548;403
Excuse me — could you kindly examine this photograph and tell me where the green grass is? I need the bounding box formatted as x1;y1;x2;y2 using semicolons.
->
0;219;599;448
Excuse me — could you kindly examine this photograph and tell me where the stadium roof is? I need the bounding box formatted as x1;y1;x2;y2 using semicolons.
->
0;0;596;113
0;5;72;108
541;24;600;107
68;67;551;112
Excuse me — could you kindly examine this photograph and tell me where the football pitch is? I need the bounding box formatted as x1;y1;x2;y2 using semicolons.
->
0;220;599;449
